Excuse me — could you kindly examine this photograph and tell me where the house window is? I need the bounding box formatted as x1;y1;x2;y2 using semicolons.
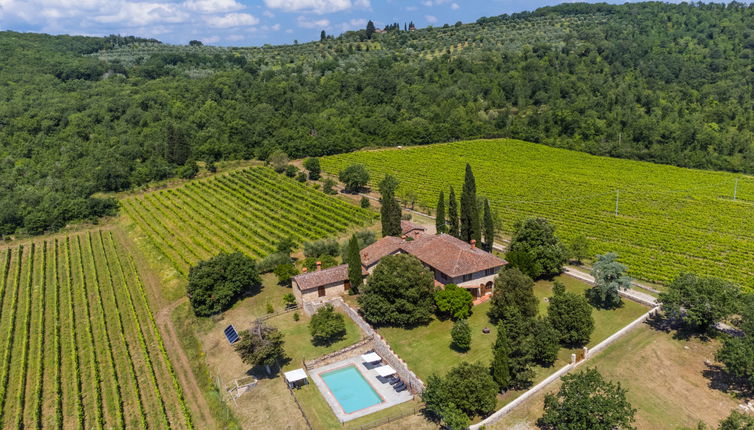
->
441;272;448;281
462;274;472;282
484;268;495;276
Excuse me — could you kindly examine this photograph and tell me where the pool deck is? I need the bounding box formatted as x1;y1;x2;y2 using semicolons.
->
309;356;414;423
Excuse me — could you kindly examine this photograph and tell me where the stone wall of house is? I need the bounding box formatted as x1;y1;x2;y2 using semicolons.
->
296;280;347;310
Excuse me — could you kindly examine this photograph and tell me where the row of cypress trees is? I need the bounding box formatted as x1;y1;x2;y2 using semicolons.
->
436;164;495;251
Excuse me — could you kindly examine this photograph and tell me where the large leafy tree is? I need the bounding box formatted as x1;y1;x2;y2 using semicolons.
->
338;164;370;193
660;273;741;332
434;284;473;320
235;321;287;373
548;281;595;346
488;267;538;323
507;217;566;279
459;164;481;243
358;254;436;326
539;368;636;430
423;362;498;426
588;252;631;309
187;252;261;316
379;174;402;237
309;304;347;345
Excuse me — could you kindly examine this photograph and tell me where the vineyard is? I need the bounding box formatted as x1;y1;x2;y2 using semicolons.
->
321;139;754;288
120;167;375;277
0;230;193;428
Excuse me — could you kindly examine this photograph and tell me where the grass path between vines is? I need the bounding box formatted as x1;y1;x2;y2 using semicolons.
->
113;228;216;429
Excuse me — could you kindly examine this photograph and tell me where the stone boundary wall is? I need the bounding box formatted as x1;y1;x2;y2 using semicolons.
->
303;336;374;370
313;298;426;394
470;306;659;429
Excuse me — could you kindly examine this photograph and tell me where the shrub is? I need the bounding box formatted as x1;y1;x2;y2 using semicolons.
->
451;319;471;351
303;238;340;258
268;149;289;173
322;178;337;195
274;263;298;286
296;171;307;182
285;164;298;178
303;157;321;180
276;236;296;256
360;196;371;208
266;303;274;314
282;293;296;308
435;284;473;320
340;230;376;259
293;312;300;321
309;304;347;345
422;362;498;425
257;252;292;273
301;255;338;272
177;161;199;179
187;252;261;317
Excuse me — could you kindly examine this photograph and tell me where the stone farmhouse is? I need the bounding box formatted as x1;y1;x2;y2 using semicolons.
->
292;221;507;305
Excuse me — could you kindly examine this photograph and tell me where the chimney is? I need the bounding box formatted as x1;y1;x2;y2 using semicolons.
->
414;230;421;239
316;261;321;271
470;239;476;249
401;235;407;241
302;267;308;273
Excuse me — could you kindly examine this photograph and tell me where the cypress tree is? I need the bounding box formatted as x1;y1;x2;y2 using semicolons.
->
379;175;401;237
483;199;495;252
448;186;459;238
436;191;446;234
460;164;480;243
366;20;376;39
347;235;363;292
491;322;511;391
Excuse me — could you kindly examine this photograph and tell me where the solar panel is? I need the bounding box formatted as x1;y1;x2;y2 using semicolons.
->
224;325;240;344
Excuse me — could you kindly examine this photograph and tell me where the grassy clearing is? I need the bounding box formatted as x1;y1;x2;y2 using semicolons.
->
491;324;743;429
379;275;648;382
322;139;754;287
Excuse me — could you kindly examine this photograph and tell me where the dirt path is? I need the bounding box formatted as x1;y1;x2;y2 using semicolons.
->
114;227;217;429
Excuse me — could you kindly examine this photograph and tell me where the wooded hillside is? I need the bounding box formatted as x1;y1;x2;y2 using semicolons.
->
1;2;753;236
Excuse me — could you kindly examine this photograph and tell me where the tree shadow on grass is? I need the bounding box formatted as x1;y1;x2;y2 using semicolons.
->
645;313;713;342
702;362;753;400
246;357;293;381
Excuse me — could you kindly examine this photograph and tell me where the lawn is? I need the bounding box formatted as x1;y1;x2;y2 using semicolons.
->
491;324;743;429
379;275;648;382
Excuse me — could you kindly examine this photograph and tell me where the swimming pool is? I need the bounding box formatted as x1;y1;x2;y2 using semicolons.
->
320;365;383;414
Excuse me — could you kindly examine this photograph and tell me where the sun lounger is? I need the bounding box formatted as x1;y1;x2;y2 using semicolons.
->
394;382;406;391
395;384;407;393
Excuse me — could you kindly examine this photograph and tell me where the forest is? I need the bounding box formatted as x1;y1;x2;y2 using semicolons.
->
0;2;753;236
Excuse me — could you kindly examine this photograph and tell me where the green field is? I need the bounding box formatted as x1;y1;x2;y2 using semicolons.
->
378;275;648;382
0;231;192;429
121;166;375;278
322;139;754;287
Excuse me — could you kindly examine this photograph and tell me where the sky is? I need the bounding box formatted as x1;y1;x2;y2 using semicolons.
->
0;0;649;46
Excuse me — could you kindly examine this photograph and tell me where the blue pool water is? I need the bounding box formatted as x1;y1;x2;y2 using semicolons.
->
321;365;382;413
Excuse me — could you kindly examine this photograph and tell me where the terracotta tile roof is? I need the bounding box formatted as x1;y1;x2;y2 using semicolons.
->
403;234;507;278
360;236;404;267
401;220;426;235
360;234;507;278
292;264;349;291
